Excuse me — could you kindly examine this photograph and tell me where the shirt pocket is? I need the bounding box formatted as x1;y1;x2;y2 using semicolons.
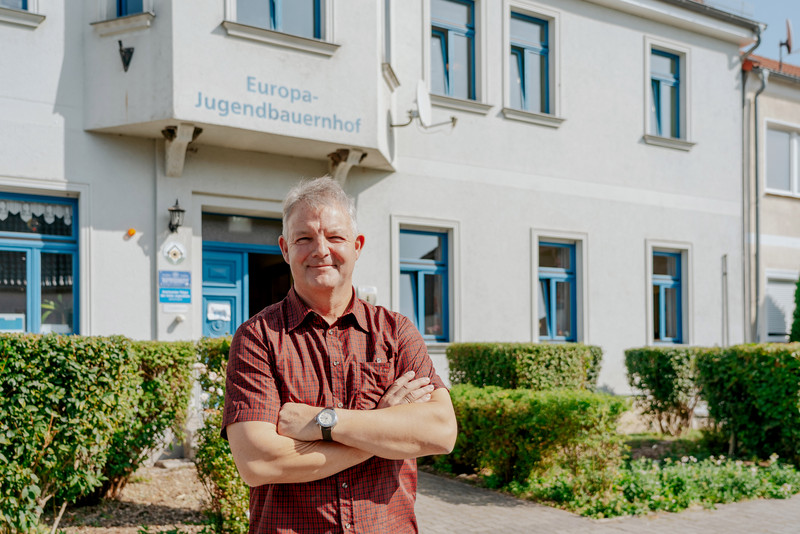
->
356;361;395;410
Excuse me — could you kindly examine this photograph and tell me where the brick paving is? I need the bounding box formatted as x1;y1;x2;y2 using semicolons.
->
416;471;800;533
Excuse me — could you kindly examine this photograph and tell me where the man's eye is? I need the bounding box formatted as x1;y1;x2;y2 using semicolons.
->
328;235;346;242
295;237;311;244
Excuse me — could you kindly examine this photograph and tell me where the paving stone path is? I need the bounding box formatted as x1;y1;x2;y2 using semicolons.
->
416;471;800;533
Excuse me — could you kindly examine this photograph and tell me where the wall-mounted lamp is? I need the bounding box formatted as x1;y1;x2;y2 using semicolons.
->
168;199;185;233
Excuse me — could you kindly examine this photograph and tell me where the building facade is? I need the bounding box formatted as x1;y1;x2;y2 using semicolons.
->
743;55;800;343
0;0;759;393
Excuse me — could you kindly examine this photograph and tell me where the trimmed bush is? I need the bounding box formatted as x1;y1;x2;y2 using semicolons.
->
447;342;603;391
95;340;196;500
437;384;628;489
791;277;800;342
0;334;138;533
625;346;717;436
194;337;249;534
696;343;800;463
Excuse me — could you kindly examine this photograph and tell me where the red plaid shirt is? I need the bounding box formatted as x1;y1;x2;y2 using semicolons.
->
222;288;446;534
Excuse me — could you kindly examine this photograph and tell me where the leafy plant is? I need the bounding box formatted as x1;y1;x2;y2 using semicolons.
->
447;342;603;391
696;343;800;463
194;337;249;534
625;347;716;436
791;276;800;342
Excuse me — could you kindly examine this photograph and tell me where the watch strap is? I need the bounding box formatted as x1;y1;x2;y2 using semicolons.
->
321;425;333;441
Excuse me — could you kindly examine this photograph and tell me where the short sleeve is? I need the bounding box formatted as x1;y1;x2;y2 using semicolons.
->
221;318;281;439
394;314;446;390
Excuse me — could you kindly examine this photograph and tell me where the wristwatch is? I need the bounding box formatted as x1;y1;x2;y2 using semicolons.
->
315;407;338;441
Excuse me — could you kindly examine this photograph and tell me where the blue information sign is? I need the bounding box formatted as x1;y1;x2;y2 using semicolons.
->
159;288;192;304
159;271;191;288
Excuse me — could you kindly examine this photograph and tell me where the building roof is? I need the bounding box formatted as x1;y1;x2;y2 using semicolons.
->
659;0;763;32
745;55;800;84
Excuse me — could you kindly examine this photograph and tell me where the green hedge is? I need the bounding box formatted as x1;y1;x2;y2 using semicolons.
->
0;334;137;533
696;343;800;463
0;335;196;533
95;340;196;500
447;342;602;391
436;384;628;489
194;337;249;534
625;346;717;436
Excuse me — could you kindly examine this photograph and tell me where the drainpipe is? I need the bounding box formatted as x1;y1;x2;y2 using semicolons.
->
753;67;769;342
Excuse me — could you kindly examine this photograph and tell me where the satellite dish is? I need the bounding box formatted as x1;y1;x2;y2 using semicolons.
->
416;80;433;127
389;80;457;129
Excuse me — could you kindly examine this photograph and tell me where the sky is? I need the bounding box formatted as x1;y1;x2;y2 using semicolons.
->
707;0;800;66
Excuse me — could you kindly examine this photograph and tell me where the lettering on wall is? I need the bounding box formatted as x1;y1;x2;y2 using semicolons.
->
194;76;363;134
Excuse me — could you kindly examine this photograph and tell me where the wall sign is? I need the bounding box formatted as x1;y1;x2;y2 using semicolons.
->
159;270;191;304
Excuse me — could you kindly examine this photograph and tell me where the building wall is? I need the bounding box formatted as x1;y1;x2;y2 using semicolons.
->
0;0;756;393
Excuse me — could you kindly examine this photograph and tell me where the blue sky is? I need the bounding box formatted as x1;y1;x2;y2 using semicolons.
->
708;1;800;66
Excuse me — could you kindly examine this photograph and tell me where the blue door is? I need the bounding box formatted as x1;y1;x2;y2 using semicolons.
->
202;250;244;337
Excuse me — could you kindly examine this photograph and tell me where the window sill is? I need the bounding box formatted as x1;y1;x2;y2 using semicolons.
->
765;189;800;200
222;20;339;57
0;6;45;28
91;12;154;37
642;134;695;151
502;107;565;128
430;94;493;115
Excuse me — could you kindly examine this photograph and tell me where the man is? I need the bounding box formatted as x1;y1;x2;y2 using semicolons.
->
222;177;458;533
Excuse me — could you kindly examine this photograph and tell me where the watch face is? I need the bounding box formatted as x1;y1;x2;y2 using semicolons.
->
318;411;334;426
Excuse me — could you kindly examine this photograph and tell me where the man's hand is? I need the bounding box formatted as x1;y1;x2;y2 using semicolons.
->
277;402;322;442
377;371;435;408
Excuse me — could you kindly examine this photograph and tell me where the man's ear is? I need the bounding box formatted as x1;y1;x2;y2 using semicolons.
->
354;234;365;258
278;235;290;263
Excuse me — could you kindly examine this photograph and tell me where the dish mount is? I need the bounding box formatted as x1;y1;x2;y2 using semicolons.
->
391;80;457;129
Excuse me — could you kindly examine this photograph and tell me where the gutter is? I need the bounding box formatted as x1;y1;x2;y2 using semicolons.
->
752;67;768;342
658;0;762;32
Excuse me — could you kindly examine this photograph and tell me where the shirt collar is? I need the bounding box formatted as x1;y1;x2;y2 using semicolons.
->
285;287;369;333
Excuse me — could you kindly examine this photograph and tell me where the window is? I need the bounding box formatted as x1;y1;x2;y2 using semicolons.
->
117;0;143;16
538;242;575;341
0;193;78;335
767;127;800;195
399;230;449;342
236;0;322;39
0;0;26;9
652;251;681;343
509;12;548;114
431;0;475;100
765;274;798;342
650;49;680;138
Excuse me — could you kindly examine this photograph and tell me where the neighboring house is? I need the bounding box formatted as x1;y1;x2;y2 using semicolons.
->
0;0;759;393
743;55;800;343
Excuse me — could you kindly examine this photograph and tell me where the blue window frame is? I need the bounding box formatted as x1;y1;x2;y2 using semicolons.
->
0;192;79;335
0;0;28;10
117;0;143;17
431;0;475;100
650;49;680;138
653;251;682;343
509;12;549;114
538;242;576;341
399;230;449;342
237;0;322;39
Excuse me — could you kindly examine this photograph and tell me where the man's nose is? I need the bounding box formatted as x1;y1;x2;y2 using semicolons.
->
310;235;330;256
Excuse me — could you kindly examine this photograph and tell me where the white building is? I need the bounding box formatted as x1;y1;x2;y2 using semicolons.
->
0;0;760;393
743;55;800;343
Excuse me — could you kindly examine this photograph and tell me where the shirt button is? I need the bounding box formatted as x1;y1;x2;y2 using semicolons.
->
337;402;344;408
375;358;382;363
345;523;351;529
333;361;339;366
342;482;348;488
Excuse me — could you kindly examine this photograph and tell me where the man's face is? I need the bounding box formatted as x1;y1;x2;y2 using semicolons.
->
278;201;364;300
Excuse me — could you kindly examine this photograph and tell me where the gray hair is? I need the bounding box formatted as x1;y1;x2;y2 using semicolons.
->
282;176;358;236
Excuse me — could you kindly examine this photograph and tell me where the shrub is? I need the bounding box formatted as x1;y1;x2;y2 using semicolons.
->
194;337;249;534
624;346;717;436
791;277;800;342
696;343;800;463
437;384;628;489
94;340;196;500
0;334;138;533
446;343;603;391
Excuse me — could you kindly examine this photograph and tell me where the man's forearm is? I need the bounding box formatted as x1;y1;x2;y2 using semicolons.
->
278;389;457;460
227;421;372;486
